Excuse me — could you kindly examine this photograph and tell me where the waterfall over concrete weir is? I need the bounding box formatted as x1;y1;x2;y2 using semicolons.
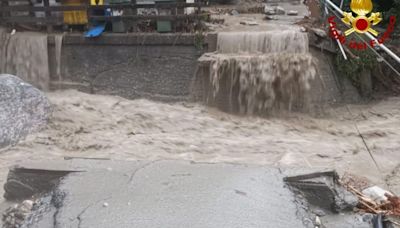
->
193;30;319;115
0;28;50;90
216;30;309;54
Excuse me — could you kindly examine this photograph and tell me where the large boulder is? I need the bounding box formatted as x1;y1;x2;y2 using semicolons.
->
0;74;51;149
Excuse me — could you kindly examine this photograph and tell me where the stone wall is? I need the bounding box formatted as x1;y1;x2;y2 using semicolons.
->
47;33;203;101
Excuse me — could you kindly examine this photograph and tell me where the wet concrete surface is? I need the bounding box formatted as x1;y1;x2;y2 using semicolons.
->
57;160;310;228
0;159;377;228
3;159;311;228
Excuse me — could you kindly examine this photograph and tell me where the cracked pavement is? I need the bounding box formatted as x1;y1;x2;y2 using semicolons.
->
13;159;311;228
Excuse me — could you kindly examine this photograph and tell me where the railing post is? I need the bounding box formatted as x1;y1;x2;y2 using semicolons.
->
196;0;200;14
87;0;92;29
177;0;184;15
43;0;53;32
29;0;35;18
131;0;137;32
2;0;10;19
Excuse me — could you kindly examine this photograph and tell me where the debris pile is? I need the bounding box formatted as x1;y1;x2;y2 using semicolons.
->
286;171;400;227
285;171;358;213
2;200;34;228
345;185;400;216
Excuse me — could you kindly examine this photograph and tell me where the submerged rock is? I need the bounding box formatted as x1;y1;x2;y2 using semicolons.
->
287;10;299;16
275;6;286;15
230;9;239;16
264;5;276;15
311;28;327;38
0;74;51;148
264;15;278;20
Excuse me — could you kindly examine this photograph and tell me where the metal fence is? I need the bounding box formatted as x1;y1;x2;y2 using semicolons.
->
0;0;207;32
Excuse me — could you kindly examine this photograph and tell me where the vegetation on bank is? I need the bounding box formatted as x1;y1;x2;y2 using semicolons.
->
335;49;376;90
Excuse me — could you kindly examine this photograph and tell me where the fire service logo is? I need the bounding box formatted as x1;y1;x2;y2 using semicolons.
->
328;0;396;50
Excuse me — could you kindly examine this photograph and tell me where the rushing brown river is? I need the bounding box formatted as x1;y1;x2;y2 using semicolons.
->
0;90;400;197
0;22;399;203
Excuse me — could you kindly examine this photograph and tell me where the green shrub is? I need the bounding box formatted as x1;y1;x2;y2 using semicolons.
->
335;49;377;89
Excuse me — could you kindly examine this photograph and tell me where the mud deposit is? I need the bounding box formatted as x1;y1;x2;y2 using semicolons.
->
0;90;399;195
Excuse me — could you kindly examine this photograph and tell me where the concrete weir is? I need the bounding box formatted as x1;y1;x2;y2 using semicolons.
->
191;30;358;115
47;33;203;101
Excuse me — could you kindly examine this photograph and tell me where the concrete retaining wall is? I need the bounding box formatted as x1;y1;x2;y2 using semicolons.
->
1;29;357;105
48;33;204;101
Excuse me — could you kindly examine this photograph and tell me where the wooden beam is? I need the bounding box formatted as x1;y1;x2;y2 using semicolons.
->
131;0;138;32
90;13;208;21
196;0;201;14
0;0;29;2
0;5;87;12
43;0;53;32
90;3;203;9
177;0;184;15
47;33;198;45
2;16;63;24
1;13;207;25
0;2;203;12
1;0;10;19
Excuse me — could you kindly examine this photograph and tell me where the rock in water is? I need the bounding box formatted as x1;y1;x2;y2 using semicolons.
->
275;6;285;15
264;5;276;15
0;74;51;148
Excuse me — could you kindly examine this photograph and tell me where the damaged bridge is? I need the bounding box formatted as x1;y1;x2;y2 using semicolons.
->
1;158;374;228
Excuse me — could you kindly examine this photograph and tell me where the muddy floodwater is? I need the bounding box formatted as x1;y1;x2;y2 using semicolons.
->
1;90;400;196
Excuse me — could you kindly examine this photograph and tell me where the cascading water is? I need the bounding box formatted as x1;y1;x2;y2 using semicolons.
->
54;34;64;86
194;30;319;115
0;28;50;90
216;30;309;54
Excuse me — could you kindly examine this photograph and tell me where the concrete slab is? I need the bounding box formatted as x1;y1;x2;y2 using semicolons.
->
1;159;373;228
4;159;310;228
55;160;307;228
